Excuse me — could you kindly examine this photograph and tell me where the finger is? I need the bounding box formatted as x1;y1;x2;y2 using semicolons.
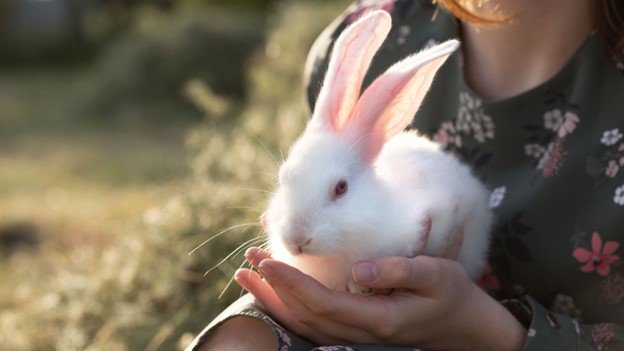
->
353;255;442;292
259;259;394;334
442;226;464;260
235;268;289;315
235;268;342;344
238;267;362;344
244;247;271;269
269;281;372;344
261;267;381;344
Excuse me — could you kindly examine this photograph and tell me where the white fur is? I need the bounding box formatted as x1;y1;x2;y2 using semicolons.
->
263;11;492;292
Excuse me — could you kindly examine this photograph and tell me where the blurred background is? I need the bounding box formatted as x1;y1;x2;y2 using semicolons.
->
0;0;349;349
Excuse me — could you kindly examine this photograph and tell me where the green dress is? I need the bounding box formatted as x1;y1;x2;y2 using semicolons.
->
187;1;624;350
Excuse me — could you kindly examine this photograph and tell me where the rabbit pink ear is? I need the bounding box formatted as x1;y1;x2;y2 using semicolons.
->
311;10;391;132
349;40;460;161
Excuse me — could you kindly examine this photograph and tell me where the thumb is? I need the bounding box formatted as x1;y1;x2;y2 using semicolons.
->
352;256;441;291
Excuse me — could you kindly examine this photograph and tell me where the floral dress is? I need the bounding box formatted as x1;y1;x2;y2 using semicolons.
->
186;1;624;350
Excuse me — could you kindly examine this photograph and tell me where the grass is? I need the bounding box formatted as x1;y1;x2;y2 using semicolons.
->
0;66;190;229
0;1;351;350
0;66;193;350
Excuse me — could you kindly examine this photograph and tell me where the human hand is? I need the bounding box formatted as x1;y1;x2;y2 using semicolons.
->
236;245;525;350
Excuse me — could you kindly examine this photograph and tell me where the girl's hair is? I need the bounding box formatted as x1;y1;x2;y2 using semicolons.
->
436;0;624;62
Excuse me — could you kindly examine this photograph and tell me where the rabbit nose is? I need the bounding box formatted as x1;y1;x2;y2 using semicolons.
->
292;234;312;253
260;212;268;229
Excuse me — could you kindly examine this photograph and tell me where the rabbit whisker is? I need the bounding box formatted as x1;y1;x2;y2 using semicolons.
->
219;257;250;299
245;123;281;169
225;205;264;214
232;187;274;195
188;222;259;255
204;234;268;277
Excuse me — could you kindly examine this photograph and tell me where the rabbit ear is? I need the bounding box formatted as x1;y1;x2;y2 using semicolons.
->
312;10;391;132
349;40;460;161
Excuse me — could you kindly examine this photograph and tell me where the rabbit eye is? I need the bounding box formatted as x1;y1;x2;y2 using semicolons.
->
333;179;348;200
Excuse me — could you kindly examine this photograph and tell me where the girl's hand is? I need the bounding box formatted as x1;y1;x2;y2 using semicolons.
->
235;224;526;350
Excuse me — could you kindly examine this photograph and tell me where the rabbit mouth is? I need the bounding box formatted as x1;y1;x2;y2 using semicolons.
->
285;241;319;256
283;238;338;258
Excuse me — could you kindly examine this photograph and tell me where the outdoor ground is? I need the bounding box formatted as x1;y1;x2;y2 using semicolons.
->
0;67;193;350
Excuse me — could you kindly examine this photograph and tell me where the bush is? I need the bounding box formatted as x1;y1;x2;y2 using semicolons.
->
73;7;265;125
164;0;351;345
0;1;349;350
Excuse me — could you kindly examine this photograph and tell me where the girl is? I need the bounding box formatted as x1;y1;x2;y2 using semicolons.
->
189;0;624;349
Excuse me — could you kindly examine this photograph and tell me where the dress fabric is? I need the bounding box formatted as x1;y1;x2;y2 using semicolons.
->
186;1;624;350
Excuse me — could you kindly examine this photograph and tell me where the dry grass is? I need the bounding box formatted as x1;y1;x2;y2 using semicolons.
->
0;1;350;350
0;67;191;350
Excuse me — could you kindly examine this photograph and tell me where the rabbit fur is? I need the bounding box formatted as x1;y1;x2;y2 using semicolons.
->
262;10;492;293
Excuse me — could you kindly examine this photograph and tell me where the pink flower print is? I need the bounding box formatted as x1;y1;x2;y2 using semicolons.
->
454;135;463;148
601;272;624;304
557;111;579;138
619;156;624;166
476;263;501;292
591;323;615;350
434;121;462;148
573;232;621;276
538;139;567;177
434;122;452;147
456;92;495;143
619;143;624;152
543;109;564;131
451;134;462;147
606;160;620;177
435;133;450;148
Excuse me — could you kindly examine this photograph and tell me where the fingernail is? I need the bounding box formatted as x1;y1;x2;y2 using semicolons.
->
244;247;253;258
353;262;377;283
233;269;248;285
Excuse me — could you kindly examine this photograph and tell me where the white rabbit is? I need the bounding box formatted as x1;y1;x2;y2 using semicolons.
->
261;10;492;294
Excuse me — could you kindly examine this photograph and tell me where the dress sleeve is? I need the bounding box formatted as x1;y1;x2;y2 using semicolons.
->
518;296;624;350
